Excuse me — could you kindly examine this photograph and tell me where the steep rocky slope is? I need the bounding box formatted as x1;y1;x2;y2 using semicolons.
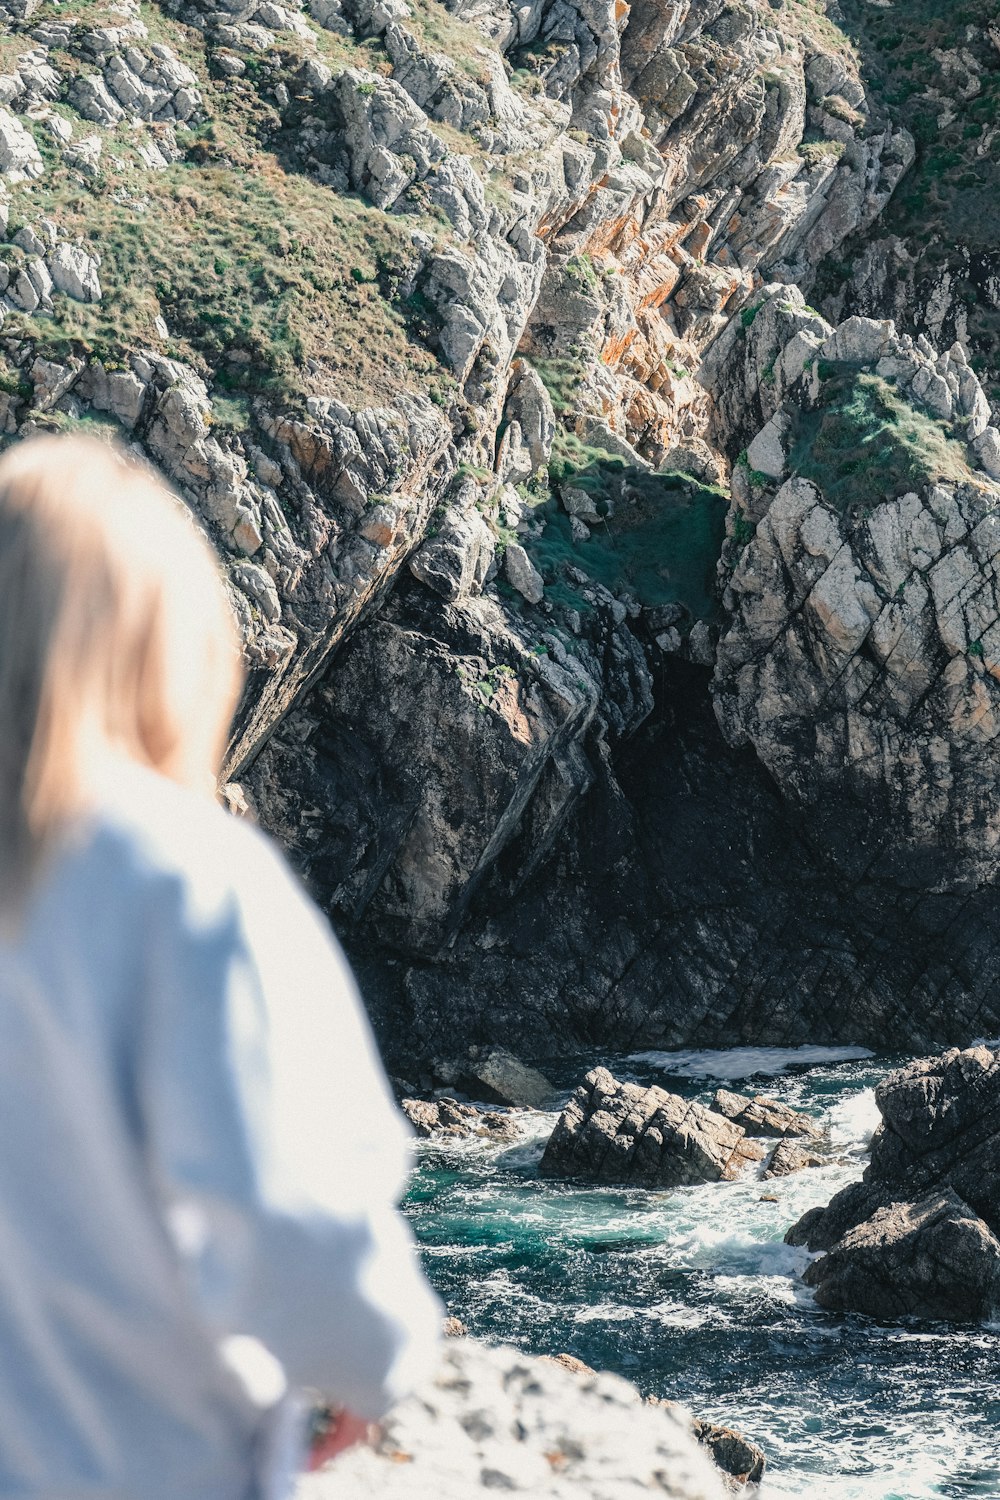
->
818;0;1000;407
2;0;999;1067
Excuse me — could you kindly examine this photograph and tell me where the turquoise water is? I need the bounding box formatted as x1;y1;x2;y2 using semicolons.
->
403;1048;1000;1499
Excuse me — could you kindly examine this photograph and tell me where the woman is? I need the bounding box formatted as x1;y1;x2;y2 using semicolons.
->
0;435;440;1497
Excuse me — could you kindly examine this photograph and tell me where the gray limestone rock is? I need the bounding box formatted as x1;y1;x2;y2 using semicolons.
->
504;540;544;604
762;1139;823;1179
0;108;43;178
972;427;1000;481
711;1089;821;1140
504;360;556;472
745;412;789;479
409;504;496;602
539;1068;766;1188
711;289;1000;896
48;242;101;302
464;1045;555;1108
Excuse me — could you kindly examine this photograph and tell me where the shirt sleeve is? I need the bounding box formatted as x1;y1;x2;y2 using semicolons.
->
139;818;442;1418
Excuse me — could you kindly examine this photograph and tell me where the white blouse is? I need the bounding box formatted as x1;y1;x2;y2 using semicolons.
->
0;760;441;1498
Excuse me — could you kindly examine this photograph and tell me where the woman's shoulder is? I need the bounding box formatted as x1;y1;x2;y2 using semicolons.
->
88;761;300;929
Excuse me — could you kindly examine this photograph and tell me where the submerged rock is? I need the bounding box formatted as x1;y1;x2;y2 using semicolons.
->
711;1089;821;1140
538;1068;765;1188
787;1047;1000;1320
303;1339;728;1499
689;1418;766;1491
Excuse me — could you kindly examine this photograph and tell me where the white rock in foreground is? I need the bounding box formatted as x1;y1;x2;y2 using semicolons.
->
300;1340;725;1499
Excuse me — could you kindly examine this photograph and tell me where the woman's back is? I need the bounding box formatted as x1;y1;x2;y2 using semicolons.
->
0;761;437;1498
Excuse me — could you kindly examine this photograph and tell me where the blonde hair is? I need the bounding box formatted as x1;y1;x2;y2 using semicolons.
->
0;433;244;912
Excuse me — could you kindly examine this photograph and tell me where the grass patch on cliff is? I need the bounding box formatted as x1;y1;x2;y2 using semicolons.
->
6;149;443;404
0;0;455;407
525;463;728;620
822;0;1000;385
783;0;859;60
789;371;979;511
838;0;1000;247
3;90;447;406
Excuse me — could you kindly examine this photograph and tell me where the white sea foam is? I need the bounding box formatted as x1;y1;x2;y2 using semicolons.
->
827;1086;880;1152
758;1436;966;1500
571;1301;637;1324
662;1225;812;1280
647;1300;731;1331
627;1045;874;1080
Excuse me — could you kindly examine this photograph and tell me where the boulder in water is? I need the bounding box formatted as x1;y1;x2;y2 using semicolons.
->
689;1418;766;1490
538;1068;765;1187
787;1047;1000;1320
762;1139;823;1178
801;1188;1000;1322
402;1097;521;1142
465;1045;555;1108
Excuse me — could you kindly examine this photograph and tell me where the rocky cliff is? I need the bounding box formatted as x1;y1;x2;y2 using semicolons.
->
1;0;999;1067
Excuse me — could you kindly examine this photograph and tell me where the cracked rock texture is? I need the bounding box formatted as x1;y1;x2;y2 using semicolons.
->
538;1067;767;1186
787;1047;1000;1321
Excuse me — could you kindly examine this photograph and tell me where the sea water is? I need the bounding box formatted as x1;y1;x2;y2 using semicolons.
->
403;1048;1000;1499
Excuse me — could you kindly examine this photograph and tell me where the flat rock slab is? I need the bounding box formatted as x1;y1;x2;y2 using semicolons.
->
802;1187;1000;1322
711;1088;821;1139
539;1068;765;1187
466;1045;556;1108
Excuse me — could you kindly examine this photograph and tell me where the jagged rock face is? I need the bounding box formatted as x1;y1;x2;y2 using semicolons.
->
787;1048;1000;1322
792;1047;1000;1248
708;286;1000;892
538;1067;766;1186
246;578;613;954
0;0;897;786
4;0;1000;1070
300;1339;727;1499
816;1;1000;411
515;0;913;468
